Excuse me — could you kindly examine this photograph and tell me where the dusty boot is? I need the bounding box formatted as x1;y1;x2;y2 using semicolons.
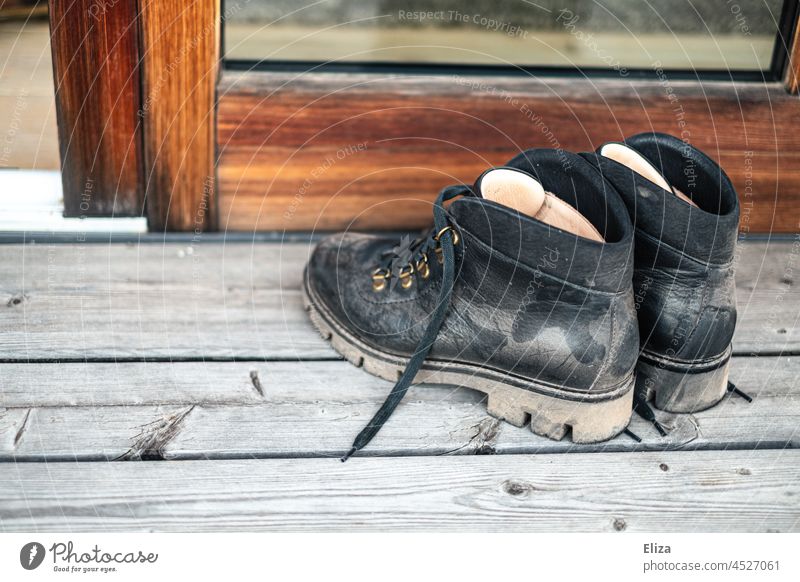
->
584;132;739;414
303;149;638;459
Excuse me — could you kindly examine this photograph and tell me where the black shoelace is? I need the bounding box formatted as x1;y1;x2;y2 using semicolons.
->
727;380;753;402
626;380;753;442
341;184;470;461
633;390;669;437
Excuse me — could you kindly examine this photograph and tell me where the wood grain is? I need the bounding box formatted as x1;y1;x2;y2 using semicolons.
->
2;450;798;531
48;0;143;216
139;0;219;231
1;239;797;534
0;241;324;360
0;241;797;360
0;355;797;461
784;11;800;94
218;71;800;232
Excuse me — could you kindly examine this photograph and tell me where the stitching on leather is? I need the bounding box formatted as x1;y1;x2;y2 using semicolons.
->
595;297;627;389
678;271;712;359
635;227;734;269
640;345;731;367
456;224;628;297
676;270;735;360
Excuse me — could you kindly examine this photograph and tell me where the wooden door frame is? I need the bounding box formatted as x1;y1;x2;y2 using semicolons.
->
49;0;800;233
49;0;219;232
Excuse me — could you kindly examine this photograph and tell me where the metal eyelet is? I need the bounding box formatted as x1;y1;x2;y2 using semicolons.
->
434;225;460;246
416;256;430;279
434;225;459;264
398;264;415;289
372;268;390;292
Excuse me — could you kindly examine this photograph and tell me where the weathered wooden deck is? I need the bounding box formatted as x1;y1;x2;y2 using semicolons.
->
1;240;798;532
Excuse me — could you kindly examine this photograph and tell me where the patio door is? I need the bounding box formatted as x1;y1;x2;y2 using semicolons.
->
50;0;800;233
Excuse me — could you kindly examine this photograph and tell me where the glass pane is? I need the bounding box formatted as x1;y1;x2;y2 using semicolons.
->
224;0;784;71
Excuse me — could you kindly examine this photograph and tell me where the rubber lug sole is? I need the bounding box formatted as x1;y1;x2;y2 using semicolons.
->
303;277;634;444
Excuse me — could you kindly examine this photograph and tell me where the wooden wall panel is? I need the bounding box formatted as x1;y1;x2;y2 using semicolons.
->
218;72;800;233
49;0;142;216
139;0;219;232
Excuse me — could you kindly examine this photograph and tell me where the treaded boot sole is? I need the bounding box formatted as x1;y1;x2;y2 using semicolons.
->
636;349;731;413
303;275;634;444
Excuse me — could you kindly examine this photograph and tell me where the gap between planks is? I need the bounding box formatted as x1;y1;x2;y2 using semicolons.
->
0;357;797;461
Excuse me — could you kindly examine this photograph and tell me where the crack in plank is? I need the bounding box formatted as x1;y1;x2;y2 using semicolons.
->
118;405;195;461
469;417;502;454
442;416;502;456
249;369;264;397
13;408;32;448
670;413;702;449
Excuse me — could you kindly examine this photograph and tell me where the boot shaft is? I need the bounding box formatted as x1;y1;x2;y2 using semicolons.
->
438;149;639;391
583;132;739;363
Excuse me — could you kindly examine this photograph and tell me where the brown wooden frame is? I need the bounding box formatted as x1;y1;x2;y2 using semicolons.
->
49;0;143;217
50;1;800;233
217;70;800;234
138;0;219;231
49;0;218;230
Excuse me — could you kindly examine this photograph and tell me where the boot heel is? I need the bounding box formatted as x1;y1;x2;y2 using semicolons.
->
636;354;730;413
486;380;634;444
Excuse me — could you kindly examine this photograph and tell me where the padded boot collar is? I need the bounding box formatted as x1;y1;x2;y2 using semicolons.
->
585;132;739;265
448;149;634;294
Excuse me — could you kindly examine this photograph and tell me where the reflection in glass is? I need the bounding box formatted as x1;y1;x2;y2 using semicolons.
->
224;0;783;71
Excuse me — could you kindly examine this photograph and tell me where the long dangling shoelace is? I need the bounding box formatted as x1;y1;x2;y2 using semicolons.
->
341;184;470;461
626;380;753;442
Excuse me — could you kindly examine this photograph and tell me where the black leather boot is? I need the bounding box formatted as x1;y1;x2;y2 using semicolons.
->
303;149;639;458
583;132;739;414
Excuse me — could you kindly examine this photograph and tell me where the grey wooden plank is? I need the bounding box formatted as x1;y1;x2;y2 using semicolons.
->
0;361;267;407
1;357;796;460
0;242;327;360
0;240;798;359
2;355;797;407
1;450;797;532
728;238;800;353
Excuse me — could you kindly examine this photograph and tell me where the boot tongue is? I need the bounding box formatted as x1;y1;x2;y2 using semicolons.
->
600;142;698;207
476;168;604;242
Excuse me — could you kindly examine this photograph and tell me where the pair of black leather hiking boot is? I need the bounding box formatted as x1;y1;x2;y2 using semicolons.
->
303;132;740;460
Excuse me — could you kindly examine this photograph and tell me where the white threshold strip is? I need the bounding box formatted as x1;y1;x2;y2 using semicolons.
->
0;169;148;233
